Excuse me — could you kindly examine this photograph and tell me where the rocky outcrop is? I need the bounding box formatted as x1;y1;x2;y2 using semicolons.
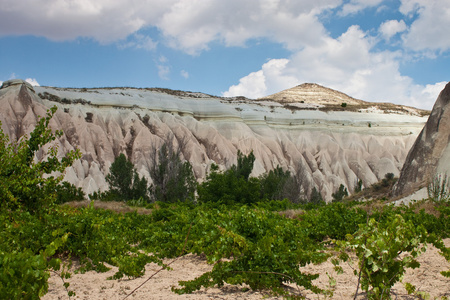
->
393;82;450;197
0;80;429;200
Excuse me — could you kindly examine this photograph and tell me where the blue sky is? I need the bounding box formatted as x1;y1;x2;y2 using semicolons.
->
0;0;448;109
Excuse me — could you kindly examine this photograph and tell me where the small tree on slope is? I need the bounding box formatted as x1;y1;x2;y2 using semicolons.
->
0;106;81;212
106;153;149;202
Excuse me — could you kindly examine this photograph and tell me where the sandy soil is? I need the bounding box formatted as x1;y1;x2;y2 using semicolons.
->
43;239;450;300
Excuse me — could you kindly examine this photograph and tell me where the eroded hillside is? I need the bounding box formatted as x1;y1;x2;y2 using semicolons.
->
0;80;429;200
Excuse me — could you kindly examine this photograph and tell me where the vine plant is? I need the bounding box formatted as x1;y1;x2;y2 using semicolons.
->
334;214;428;299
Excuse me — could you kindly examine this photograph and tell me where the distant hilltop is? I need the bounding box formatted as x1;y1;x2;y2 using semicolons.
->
259;83;429;116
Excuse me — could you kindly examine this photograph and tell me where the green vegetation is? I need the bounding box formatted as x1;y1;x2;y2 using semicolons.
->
197;153;261;205
428;173;450;202
149;143;196;203
1;107;449;299
336;214;428;299
259;165;302;202
354;178;363;193
0;106;81;212
55;181;85;204
332;184;348;202
105;153;149;202
197;151;304;205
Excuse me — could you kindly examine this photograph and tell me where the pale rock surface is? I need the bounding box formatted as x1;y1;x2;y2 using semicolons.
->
0;80;429;200
393;82;450;197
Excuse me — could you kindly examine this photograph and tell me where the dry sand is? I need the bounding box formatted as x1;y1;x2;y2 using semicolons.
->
43;239;450;300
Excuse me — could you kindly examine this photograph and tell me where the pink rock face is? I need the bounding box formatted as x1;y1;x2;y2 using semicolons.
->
0;80;428;200
393;82;450;197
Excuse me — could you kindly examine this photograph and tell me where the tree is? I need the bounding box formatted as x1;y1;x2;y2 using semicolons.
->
309;187;324;205
332;184;348;202
106;153;149;202
0;106;81;212
381;172;395;187
149;143;196;203
197;151;260;205
235;150;255;180
354;178;363;193
259;166;292;201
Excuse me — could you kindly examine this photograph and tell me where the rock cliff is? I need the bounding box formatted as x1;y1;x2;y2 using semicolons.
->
393;82;450;197
0;79;429;200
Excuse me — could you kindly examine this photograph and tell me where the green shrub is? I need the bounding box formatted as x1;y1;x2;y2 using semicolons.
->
198;164;260;205
55;181;85;204
0;106;81;212
336;214;428;299
332;184;348;202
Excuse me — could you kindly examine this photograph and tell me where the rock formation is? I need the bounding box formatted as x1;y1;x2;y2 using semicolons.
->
393;82;450;197
0;79;429;201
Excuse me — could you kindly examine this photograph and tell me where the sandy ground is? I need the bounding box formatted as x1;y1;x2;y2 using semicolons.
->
43;239;450;300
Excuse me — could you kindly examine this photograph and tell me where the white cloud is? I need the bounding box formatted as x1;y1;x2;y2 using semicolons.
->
180;70;189;79
420;81;448;107
1;0;447;57
0;0;446;109
157;0;341;54
0;0;341;53
379;20;407;41
400;0;450;52
223;70;266;98
118;33;158;51
339;0;384;16
224;25;443;109
25;78;40;86
157;65;170;80
223;59;298;98
0;0;174;44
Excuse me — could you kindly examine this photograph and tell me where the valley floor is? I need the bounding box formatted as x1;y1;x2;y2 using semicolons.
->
43;239;450;300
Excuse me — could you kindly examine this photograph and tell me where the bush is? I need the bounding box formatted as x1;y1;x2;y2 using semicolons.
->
168;206;327;296
198;151;261;205
55;181;85;204
332;184;348;202
381;172;395;187
336;214;428;299
198;164;261;205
